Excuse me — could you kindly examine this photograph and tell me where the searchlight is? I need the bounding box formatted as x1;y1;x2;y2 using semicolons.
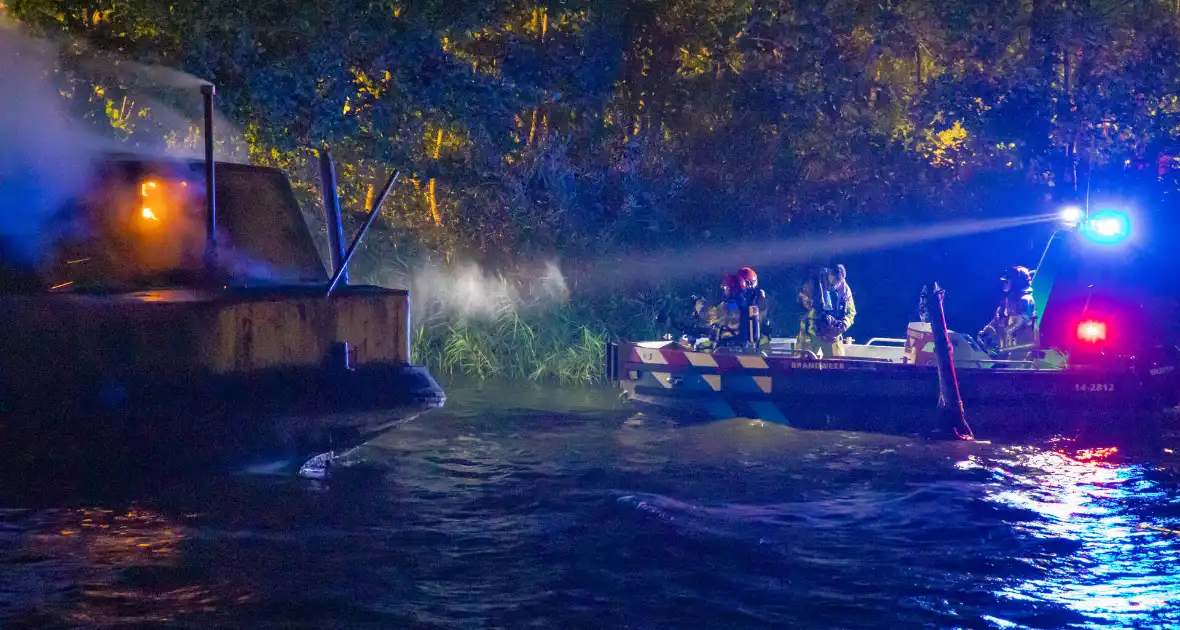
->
1060;205;1083;228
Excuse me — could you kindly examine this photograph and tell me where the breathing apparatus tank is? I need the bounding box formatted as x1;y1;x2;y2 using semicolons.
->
737;290;760;349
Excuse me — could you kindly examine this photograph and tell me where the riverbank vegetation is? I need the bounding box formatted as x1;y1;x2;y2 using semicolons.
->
413;305;611;384
409;278;681;384
7;0;1180;380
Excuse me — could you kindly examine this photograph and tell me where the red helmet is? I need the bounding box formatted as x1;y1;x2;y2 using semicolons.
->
720;273;741;297
738;267;758;290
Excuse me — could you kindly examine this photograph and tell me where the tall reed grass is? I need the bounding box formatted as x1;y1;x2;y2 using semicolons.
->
410;288;681;384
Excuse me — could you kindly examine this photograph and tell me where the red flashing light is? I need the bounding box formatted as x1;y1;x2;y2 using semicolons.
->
1077;320;1108;343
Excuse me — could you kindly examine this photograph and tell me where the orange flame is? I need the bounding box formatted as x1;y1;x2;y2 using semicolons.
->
140;180;161;222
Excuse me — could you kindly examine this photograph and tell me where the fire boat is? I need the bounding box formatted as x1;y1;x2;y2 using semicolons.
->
0;85;445;474
606;208;1180;440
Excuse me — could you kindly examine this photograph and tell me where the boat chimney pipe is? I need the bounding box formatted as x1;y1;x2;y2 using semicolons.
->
200;84;218;278
929;282;973;440
318;147;347;282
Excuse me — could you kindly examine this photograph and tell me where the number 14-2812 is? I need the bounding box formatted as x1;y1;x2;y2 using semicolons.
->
1075;383;1114;393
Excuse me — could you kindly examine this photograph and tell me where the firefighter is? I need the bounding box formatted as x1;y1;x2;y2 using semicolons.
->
816;264;855;357
697;273;743;348
736;266;771;345
978;265;1036;356
796;279;816;354
796;269;825;357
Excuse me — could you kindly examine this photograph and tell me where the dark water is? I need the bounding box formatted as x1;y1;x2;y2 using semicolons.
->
3;383;1180;629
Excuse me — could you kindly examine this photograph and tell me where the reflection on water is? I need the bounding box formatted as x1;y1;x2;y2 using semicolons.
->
967;446;1180;628
0;506;244;626
1;380;1179;628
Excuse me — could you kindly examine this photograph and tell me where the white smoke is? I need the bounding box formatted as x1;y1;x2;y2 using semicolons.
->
374;258;571;322
70;50;250;163
0;19;248;271
0;21;103;268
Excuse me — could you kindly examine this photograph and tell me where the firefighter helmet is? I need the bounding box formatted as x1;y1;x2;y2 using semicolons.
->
721;273;742;297
737;267;758;290
1001;265;1032;289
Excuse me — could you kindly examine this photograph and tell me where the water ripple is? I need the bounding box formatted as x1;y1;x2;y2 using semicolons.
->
1;384;1179;628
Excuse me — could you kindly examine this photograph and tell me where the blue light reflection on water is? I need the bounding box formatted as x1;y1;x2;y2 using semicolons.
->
964;447;1180;629
2;387;1180;629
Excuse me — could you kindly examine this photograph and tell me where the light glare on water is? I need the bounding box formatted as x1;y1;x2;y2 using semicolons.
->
1;382;1178;629
969;447;1180;628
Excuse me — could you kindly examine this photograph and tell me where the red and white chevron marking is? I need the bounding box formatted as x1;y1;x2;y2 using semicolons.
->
627;346;842;372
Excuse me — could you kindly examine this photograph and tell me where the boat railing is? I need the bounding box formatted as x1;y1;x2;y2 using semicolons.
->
993;343;1041;359
968;343;1064;370
957;359;1046;370
822;356;896;364
864;337;907;346
762;348;820;360
763;349;895;364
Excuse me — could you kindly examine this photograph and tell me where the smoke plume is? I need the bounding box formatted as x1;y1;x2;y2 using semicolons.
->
0;23;102;268
0;20;248;273
365;256;570;322
69;47;250;162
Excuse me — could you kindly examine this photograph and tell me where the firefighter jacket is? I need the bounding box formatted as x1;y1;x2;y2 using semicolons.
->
988;287;1036;348
817;282;856;341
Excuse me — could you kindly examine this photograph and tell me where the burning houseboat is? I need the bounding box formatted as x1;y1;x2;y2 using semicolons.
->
0;85;445;473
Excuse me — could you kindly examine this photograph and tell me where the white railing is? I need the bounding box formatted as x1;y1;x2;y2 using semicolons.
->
864;337;907;346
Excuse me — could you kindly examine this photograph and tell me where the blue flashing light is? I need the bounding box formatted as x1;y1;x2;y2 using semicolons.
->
1080;209;1130;245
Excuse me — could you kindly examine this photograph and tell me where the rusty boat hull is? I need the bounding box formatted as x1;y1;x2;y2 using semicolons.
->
606;342;1179;442
0;285;445;471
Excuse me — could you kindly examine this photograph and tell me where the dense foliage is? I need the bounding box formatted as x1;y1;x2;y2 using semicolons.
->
7;0;1180;380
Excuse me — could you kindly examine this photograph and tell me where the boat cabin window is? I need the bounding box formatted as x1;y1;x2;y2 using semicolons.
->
31;158;327;293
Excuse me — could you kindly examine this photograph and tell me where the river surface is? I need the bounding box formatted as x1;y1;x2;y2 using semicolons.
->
2;381;1180;629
